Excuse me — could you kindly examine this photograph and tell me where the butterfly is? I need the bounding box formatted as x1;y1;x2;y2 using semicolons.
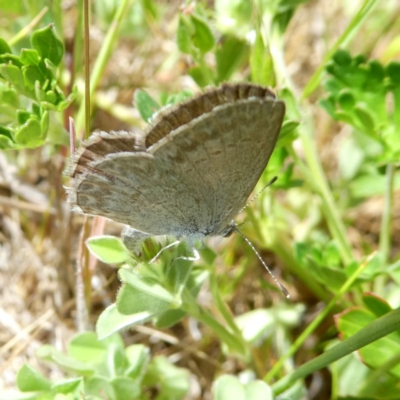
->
66;83;285;254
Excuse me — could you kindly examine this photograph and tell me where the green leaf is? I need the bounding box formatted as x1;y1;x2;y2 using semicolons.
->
125;344;150;380
51;377;82;394
31;24;64;67
272;309;400;395
362;293;392;318
188;65;214;87
86;376;114;399
111;377;141;400
117;282;173;315
44;90;57;103
0;37;11;54
134;89;160;122
0;63;25;92
16;364;51;392
177;15;193;54
216;35;248;83
354;103;376;137
20;49;40;66
337;89;356;111
40;110;49;139
154;308;187;329
17;110;31;125
97;304;154;339
44;58;57;78
144;356;190;397
190;14;215;53
1;87;19;107
120;269;178;306
336;308;400;377
276;120;298;146
36;345;94;375
0;131;14;149
14;117;43;147
68;332;108;363
213;375;245;400
23;65;46;91
86;235;129;264
0;53;23;67
244;380;274;400
250;32;275;86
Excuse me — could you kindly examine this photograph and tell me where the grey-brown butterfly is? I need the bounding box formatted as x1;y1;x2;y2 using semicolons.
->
66;83;285;256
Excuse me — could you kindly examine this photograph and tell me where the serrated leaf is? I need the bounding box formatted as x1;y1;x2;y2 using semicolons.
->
31;24;64;66
338;89;356;111
354;104;376;137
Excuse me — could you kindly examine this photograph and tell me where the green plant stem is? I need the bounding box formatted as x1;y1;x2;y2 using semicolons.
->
287;141;353;264
181;290;249;359
9;7;49;46
302;0;380;99
75;0;133;135
292;114;354;265
271;307;400;395
379;163;394;264
267;9;354;266
374;162;394;294
264;254;371;382
84;0;90;140
209;273;244;339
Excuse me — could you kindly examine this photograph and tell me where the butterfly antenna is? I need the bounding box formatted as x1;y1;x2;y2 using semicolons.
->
237;176;277;215
234;226;290;298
